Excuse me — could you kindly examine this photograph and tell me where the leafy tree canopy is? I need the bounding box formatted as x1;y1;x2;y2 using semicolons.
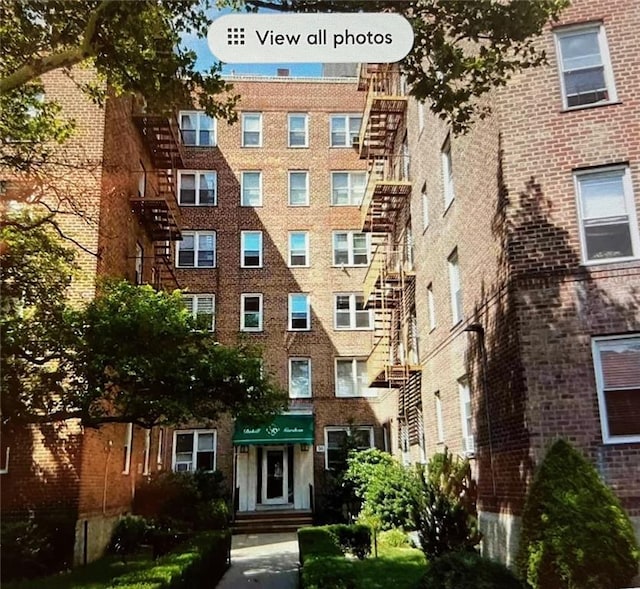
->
226;0;568;132
1;214;286;428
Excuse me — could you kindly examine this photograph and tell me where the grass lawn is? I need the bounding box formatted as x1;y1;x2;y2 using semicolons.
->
351;545;426;589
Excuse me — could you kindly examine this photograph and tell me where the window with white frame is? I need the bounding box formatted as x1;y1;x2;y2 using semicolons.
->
157;427;164;467
592;335;640;443
335;358;374;397
289;231;309;267
241;231;263;268
289;293;310;330
242;112;262;147
330;114;362;147
123;423;133;474
442;135;455;209
459;379;474;455
422;184;429;230
289;171;309;206
574;166;639;263
176;231;216;268
289;358;311;398
183;294;215;331
173;430;216;472
241;171;262;206
135;242;143;285
143;430;151;475
325;426;373;470
417;404;426;463
0;445;10;474
334;293;371;330
555;24;617;109
288;113;308;147
435;392;444;443
333;232;369;266
448;249;463;324
178;171;216;206
240;294;263;331
179;111;216;146
427;283;436;331
331;172;366;206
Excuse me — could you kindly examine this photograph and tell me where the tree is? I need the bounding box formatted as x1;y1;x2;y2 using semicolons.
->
228;0;568;132
1;216;287;428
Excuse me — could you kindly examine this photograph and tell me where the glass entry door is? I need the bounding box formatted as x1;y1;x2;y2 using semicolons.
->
262;447;288;504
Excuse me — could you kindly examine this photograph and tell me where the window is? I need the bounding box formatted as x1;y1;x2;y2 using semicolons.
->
0;446;10;475
334;293;371;330
289;171;309;206
240;294;263;331
459;379;474;456
241;231;263;268
555;24;617;109
289;358;311;398
176;231;216;268
183;294;215;331
123;423;133;475
333;232;369;266
574;166;639;263
442;135;454;209
330;114;362;147
288;113;308;147
417;102;425;132
427;283;436;331
178;171;216;206
289;231;309;267
592;335;640;443
448;249;463;324
135;243;143;285
435;392;444;443
179;111;216;146
421;184;429;229
325;426;373;470
143;430;151;475
417;404;426;463
241;171;262;206
335;358;374;397
289;293;310;330
331;172;366;206
173;430;216;472
157;428;164;467
242;112;262;147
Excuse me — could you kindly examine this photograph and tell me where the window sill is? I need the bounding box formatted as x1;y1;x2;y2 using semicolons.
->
450;319;464;331
334;327;374;332
240;329;264;333
601;437;640;445
178;203;218;207
443;198;455;216
560;100;622;114
288;329;312;332
580;256;640;268
182;144;218;149
288;145;309;149
288;204;311;207
176;266;217;270
288;265;310;269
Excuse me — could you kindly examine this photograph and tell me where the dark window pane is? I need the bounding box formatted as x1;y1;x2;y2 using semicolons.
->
605;389;640;436
182;129;196;145
564;67;606;97
180;189;196;204
178;250;195;266
585;223;632;260
176;433;194;454
196;451;215;471
199;189;215;205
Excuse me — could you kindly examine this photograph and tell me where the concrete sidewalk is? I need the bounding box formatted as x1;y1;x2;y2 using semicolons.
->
216;533;299;588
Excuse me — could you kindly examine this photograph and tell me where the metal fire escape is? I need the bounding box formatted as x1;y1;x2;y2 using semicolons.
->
131;106;184;290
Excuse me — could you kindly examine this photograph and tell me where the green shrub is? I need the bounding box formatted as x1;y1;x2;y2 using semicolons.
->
301;555;356;589
109;515;149;557
517;439;640;589
330;523;372;560
421;550;524;589
298;527;343;564
378;528;410;548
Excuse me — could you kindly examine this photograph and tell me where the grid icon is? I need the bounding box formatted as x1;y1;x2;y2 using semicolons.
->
227;27;245;46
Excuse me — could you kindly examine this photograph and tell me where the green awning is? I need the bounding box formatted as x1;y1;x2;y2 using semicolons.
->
233;414;314;445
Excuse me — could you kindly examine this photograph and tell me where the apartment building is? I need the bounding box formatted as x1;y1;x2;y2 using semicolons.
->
357;0;639;565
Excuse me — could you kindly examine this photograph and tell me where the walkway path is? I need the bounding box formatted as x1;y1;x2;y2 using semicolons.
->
216;533;299;588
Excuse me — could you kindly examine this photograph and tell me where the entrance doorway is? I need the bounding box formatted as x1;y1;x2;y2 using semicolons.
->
261;446;289;505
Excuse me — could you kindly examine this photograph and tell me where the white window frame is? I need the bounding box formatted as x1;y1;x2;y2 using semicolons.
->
176;231;216;268
334;293;372;330
448;249;463;324
241;231;263;268
330;114;362;147
183;294;216;331
135;242;143;285
427;283;436;331
574;165;639;265
554;23;617;111
442;135;455;210
178;170;217;206
592;335;640;444
123;423;133;475
242;112;262;147
179;110;216;147
240;293;263;332
172;429;217;472
288;231;309;267
288;113;309;148
0;446;10;474
157;427;164;467
335;358;376;398
459;379;474;456
288;171;309;206
331;171;367;206
332;231;370;267
143;429;151;475
435;392;445;444
289;357;312;398
422;184;429;230
241;171;263;207
288;293;311;331
324;426;374;470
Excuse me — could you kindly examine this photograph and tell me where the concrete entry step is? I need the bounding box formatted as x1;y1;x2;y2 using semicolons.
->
232;509;313;535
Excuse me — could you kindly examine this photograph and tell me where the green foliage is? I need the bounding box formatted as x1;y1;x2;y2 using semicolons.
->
517;439;640;589
298;524;372;563
330;524;372;560
413;449;481;559
109;516;149;557
378;528;410;549
302;556;357;589
231;0;569;133
421;551;525;589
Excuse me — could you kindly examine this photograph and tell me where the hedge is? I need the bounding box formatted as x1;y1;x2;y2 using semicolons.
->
298;524;371;564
